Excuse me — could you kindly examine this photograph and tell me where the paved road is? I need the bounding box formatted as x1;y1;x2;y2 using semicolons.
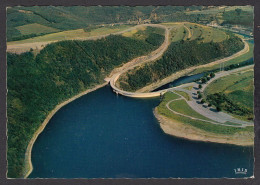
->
169;65;254;126
110;24;172;98
110;33;249;98
166;95;245;128
107;23;253;126
201;65;253;92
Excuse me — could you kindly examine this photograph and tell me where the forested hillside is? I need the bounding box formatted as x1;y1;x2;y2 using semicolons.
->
7;6;253;41
6;6;198;41
119;34;244;91
7;34;164;178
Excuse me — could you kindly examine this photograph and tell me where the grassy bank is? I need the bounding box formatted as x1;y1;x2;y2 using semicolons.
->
166;22;228;43
155;92;254;145
169;99;212;121
155;108;253;146
204;67;254;120
157;92;253;135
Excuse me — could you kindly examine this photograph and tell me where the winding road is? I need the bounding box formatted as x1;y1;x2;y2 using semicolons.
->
110;25;250;98
108;23;252;126
109;24;172;98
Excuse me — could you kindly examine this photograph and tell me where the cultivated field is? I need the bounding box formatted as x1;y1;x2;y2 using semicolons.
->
122;26;146;37
163;22;228;43
174;90;191;101
7;24;133;53
15;23;60;35
8;24;132;44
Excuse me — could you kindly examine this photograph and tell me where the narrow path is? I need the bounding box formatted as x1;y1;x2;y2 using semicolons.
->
183;24;192;39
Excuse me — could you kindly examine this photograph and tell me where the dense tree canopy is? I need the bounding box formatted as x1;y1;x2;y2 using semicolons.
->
7;34;164;178
119;34;244;91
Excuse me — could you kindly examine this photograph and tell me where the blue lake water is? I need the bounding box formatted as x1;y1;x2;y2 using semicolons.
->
153;73;205;91
29;85;254;178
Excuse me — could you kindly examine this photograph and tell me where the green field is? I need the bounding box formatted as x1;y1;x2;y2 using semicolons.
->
205;67;253;120
157;92;253;135
205;68;254;109
161;22;192;42
122;26;145;37
163;92;181;101
16;23;60;35
169;99;212;121
8;22;230;47
8;24;132;45
169;23;227;43
170;24;186;42
174;90;191;101
188;24;202;41
199;25;227;43
122;26;165;41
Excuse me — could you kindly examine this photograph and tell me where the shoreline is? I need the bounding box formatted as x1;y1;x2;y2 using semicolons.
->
23;82;108;178
153;108;254;146
21;25;251;178
22;23;168;178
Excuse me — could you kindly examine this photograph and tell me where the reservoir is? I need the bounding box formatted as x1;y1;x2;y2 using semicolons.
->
29;85;254;178
153;73;205;91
